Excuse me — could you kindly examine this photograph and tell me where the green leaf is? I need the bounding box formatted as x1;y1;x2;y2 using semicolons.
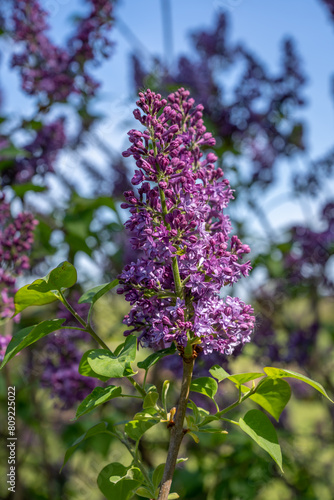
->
87;350;133;379
0;146;30;158
0;319;65;369
239;409;283;472
78;279;119;305
190;377;218;400
152;458;187;491
186;414;198;432
143;391;159;409
168;494;180;499
136;487;155;498
14;284;58;315
187;400;200;424
187;431;200;443
248;378;291;421
188;400;218;427
161;380;170;413
97;463;143;500
152;463;165;489
137;344;176;371
75;385;122;419
61;422;108;471
210;365;263;385
125;419;159;441
134;408;158;420
118;335;137;362
87;336;137;379
78;350;110;382
264;367;333;403
12;183;46;197
28;261;77;293
197;427;227;434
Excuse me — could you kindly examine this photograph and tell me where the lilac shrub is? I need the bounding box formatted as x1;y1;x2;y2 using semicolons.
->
0;194;37;362
0;194;38;320
1;89;332;500
118;88;255;355
11;0;113;101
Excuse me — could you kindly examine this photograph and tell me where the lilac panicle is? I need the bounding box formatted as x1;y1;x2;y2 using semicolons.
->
118;88;255;356
11;0;113;101
0;194;38;320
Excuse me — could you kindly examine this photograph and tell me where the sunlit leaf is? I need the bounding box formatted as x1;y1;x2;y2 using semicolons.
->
14;284;58;315
248;378;291;421
190;377;218;400
125;419;159;441
87;336;137;379
78;350;110;382
78;279;119;305
137;344;176;371
264;367;333;402
210;365;263;385
28;261;77;293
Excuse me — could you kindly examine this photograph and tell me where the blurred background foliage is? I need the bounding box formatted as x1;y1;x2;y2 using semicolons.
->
0;0;334;499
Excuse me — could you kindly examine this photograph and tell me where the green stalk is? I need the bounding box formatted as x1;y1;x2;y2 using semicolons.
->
106;430;153;490
59;291;110;351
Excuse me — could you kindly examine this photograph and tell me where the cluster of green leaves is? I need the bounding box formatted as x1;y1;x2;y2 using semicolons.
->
1;261;332;500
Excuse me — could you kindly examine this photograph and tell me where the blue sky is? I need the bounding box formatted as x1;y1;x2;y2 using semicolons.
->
3;0;334;157
2;0;334;232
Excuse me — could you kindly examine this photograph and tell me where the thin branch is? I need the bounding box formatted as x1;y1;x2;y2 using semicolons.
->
158;355;195;500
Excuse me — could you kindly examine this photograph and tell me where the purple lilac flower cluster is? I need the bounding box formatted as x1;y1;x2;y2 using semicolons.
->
253;201;334;365
0;334;12;363
40;298;97;409
0;194;38;320
11;0;113;101
286;202;334;289
3;119;67;185
118;89;255;356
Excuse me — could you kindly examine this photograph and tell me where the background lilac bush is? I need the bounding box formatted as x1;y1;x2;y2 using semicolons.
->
0;1;334;499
